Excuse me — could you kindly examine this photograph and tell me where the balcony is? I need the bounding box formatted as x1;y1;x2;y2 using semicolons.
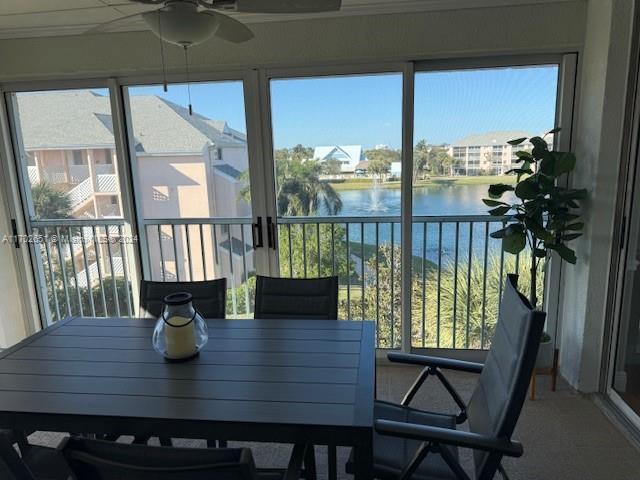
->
35;213;545;355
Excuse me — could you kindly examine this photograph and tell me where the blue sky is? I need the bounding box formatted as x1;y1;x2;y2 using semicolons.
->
127;65;558;149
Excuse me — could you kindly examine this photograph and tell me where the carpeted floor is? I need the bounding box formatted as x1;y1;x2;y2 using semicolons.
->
27;365;640;480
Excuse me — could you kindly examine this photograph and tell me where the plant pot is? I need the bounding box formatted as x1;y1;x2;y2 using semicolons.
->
536;336;554;369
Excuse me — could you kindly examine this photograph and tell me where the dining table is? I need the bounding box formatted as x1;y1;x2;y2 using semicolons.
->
0;316;376;479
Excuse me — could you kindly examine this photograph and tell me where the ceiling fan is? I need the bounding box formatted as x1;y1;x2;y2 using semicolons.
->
89;0;343;47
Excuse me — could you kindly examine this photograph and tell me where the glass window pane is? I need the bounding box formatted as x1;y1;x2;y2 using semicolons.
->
13;89;122;220
270;73;403;347
411;65;559;349
125;82;254;317
10;89;135;323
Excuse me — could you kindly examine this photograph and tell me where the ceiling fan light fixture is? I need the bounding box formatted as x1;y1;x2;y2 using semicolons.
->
142;7;219;47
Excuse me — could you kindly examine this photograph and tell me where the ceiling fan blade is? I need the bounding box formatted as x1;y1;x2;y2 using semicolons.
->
85;12;147;34
234;0;341;14
203;11;254;43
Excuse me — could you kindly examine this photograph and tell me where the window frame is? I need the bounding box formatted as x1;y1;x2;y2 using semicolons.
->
0;53;577;357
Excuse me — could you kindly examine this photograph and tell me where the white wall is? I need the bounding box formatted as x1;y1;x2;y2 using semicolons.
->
0;208;30;348
559;0;635;391
0;2;586;82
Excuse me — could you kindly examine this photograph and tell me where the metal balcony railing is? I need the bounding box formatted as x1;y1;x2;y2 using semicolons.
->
276;215;544;350
33;215;545;351
32;218;135;323
141;218;255;319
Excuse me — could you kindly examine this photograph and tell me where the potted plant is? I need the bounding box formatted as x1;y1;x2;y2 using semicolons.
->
484;128;587;367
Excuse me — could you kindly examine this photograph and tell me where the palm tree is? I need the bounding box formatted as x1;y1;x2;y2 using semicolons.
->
31;181;71;219
277;157;342;216
239;155;342;216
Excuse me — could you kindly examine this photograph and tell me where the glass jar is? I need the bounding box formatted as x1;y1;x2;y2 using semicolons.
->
152;292;208;361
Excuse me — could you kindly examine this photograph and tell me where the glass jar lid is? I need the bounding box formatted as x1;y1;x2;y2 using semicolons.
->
163;292;193;306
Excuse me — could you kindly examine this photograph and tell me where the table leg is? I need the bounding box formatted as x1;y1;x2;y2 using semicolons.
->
353;434;373;480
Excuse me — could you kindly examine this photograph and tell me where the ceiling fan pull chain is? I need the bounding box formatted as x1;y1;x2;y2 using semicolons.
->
157;10;168;92
183;46;193;116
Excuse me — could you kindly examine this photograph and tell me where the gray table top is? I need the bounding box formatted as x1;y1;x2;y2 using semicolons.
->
0;317;375;443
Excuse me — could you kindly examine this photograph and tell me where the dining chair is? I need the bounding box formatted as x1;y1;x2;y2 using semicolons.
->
139;278;227;319
254;275;339;480
131;278;227;447
0;429;72;480
60;437;313;480
2;433;313;480
254;275;338;320
346;274;545;480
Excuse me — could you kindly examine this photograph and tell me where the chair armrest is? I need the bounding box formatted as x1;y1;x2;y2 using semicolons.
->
388;352;484;374
375;420;523;457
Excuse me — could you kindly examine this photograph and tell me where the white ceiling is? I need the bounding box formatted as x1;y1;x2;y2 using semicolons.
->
0;0;578;40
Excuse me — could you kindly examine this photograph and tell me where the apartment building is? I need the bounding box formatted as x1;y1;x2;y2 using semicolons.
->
448;130;554;175
16;90;252;287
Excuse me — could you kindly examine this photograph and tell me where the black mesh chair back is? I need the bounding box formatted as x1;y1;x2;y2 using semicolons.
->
466;274;545;479
61;437;258;480
139;279;226;319
254;276;338;320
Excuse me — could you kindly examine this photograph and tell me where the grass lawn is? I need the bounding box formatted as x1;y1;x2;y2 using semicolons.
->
329;175;516;190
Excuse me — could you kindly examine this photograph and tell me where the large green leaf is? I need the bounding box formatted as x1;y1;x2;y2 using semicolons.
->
564;222;584;231
530;136;548;150
539;156;555;176
490;227;509;239
534;248;547;258
505;168;533;176
508;137;527;146
482;198;509;207
502;231;526;254
562;232;582;241
515;150;533;160
515;178;539;200
525;217;553;242
488;184;515;198
490;223;523;239
550;244;577;264
488;206;511;216
553;152;576;176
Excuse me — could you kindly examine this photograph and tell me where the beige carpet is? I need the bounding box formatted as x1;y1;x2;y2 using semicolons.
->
27;365;640;480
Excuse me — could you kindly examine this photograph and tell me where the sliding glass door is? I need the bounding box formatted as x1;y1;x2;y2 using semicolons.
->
123;79;260;317
267;72;403;347
7;88;136;325
410;65;560;350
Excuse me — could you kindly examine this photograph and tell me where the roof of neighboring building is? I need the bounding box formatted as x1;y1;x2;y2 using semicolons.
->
214;164;243;179
15;90;246;154
313;145;365;164
355;160;370;170
452;131;533;147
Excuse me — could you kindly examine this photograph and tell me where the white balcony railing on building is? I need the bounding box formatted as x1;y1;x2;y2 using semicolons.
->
94;164;115;175
27;166;40;184
67;174;119;210
32;215;545;350
32;218;135;322
69;165;90;184
97;174;118;192
67;177;93;208
142;218;255;319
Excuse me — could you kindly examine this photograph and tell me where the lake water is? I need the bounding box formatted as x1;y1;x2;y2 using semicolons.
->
315;183;510;263
335;183;493;217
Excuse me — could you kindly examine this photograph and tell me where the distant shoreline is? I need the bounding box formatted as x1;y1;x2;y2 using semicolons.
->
328;175;517;190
